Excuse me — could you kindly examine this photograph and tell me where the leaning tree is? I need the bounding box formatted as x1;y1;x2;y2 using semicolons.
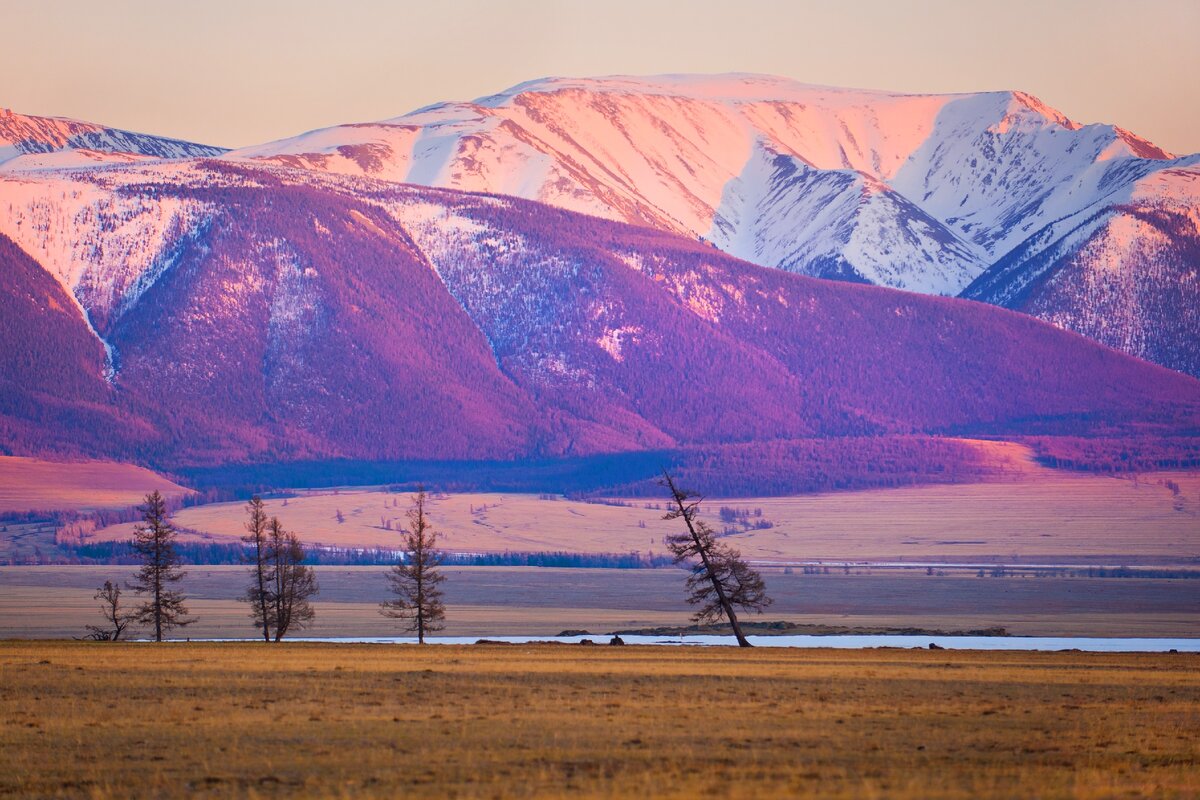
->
380;487;446;643
661;471;771;647
130;490;193;642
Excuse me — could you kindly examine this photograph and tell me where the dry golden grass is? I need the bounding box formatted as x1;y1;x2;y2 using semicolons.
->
1;641;1197;799
0;456;188;514
88;447;1200;564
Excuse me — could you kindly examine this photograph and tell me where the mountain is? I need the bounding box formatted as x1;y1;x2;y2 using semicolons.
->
226;74;1199;376
963;163;1200;377
229;75;990;293
0;108;226;171
0;158;1197;477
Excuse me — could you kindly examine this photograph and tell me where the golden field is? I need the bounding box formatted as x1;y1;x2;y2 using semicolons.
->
1;641;1197;799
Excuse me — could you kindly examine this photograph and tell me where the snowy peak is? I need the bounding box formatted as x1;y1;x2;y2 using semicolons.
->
709;142;985;293
223;73;1183;296
1111;126;1173;160
890;89;1182;258
0;108;227;170
1003;90;1081;132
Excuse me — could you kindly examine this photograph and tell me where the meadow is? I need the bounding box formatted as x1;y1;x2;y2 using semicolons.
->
1;641;1197;799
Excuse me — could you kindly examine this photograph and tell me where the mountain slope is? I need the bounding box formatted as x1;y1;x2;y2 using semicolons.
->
0;159;1197;471
709;143;984;292
0;232;153;459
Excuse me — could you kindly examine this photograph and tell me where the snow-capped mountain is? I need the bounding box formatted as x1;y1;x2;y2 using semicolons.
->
2;158;1197;470
0;108;226;171
964;163;1200;376
230;74;989;293
225;74;1199;375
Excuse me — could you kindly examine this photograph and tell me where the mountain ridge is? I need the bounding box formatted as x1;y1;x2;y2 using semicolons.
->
0;108;227;171
0;158;1197;477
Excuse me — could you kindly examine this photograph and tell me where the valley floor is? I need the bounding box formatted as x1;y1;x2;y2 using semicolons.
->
3;565;1198;639
1;641;1197;799
84;451;1200;565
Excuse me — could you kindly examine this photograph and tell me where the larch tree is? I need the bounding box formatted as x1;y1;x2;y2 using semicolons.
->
268;516;319;641
242;495;273;642
130;490;193;642
85;580;136;641
661;471;771;647
380;487;446;643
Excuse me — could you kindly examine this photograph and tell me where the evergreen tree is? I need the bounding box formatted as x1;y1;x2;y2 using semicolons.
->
661;471;770;647
380;488;445;643
130;491;193;641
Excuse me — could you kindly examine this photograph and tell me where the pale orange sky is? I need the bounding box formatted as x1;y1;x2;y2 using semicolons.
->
4;0;1198;154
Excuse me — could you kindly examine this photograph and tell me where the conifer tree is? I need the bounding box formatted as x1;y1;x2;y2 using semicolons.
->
661;471;770;647
380;487;445;643
130;490;193;641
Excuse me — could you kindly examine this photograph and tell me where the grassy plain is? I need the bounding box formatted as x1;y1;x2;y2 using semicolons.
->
3;565;1198;639
91;461;1200;564
0;456;188;514
1;641;1198;799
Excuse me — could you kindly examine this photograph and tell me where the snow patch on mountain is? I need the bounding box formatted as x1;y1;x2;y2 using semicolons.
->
964;163;1200;376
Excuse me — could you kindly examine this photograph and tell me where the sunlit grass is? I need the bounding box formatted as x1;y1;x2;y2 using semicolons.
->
2;642;1197;798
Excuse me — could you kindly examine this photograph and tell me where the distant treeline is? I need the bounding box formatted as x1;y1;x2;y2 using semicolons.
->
57;541;672;569
1;486;280;529
177;451;672;495
173;437;1003;500
1024;436;1200;473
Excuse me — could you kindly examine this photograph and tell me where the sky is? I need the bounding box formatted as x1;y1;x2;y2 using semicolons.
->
4;0;1198;153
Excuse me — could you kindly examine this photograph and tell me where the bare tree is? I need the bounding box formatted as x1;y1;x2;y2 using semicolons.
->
268;517;318;641
380;487;445;643
85;580;136;641
661;471;770;647
242;496;272;642
130;490;193;641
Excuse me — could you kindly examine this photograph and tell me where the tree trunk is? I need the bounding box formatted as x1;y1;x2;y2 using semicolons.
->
255;536;270;643
417;570;425;644
154;536;163;642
